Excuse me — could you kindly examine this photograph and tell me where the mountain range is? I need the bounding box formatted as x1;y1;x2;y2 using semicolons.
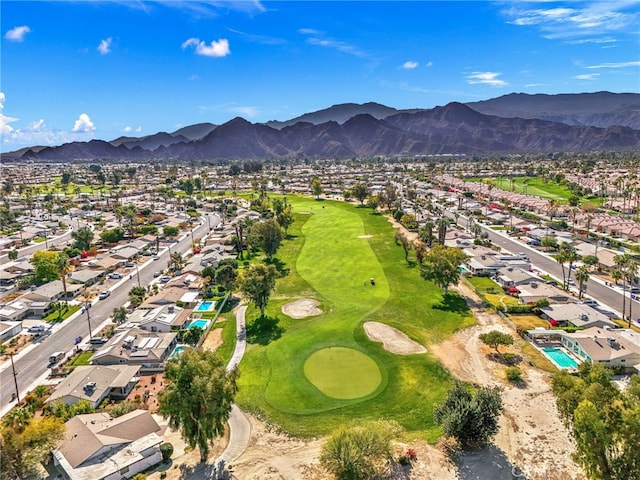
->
6;92;640;162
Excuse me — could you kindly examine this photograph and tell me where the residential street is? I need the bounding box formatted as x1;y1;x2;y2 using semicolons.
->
0;213;220;412
447;210;640;322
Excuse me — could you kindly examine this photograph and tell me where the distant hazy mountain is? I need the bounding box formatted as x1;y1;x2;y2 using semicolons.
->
7;92;640;162
171;123;217;141
466;91;640;129
265;102;403;129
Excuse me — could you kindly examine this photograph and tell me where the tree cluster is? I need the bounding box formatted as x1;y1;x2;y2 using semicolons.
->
552;362;640;480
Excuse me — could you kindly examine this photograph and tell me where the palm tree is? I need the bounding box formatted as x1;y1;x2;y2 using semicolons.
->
575;265;590;300
436;216;450;245
55;253;72;304
419;219;435;248
614;253;631;320
169;251;186;272
624;259;638;327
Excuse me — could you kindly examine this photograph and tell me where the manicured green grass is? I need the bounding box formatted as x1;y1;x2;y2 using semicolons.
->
69;351;93;366
236;197;475;440
304;347;382;399
44;305;81;322
466;276;519;307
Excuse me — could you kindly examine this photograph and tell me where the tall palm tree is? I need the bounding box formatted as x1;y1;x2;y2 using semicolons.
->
436;216;450;245
614;253;631;321
575;265;590;300
624;259;639;327
55;253;72;303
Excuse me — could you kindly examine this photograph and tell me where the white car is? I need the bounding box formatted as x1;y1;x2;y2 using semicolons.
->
28;325;45;333
108;272;123;279
98;290;111;300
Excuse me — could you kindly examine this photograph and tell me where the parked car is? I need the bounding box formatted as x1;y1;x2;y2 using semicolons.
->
98;290;111;300
124;262;135;268
28;325;45;333
89;337;108;345
108;272;123;279
581;299;599;307
153;271;161;277
159;276;171;283
152;255;159;260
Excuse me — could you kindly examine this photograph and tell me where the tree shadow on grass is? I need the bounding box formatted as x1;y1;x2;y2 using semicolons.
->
266;257;289;277
246;315;284;345
432;292;470;314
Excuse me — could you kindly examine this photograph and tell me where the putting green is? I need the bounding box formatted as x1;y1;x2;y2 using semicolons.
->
304;347;381;399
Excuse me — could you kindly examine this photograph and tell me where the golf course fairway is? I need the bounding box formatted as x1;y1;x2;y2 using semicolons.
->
236;196;475;440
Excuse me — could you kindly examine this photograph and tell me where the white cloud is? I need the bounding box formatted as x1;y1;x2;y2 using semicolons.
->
425;61;433;67
135;126;142;132
402;61;419;69
5;25;31;42
182;37;230;57
586;60;640;69
228;106;259;117
299;28;371;60
189;74;201;81
466;71;509;87
0;92;5;110
72;113;96;133
98;37;112;55
575;73;599;80
504;2;638;39
123;126;132;132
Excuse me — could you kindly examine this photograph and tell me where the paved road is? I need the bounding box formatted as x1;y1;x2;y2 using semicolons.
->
446;210;640;322
0;213;221;410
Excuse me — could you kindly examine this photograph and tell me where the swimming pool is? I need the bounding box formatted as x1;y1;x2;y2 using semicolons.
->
170;345;189;359
542;347;578;369
194;301;216;312
187;319;210;330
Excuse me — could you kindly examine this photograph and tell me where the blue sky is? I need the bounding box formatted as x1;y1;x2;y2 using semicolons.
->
2;0;639;152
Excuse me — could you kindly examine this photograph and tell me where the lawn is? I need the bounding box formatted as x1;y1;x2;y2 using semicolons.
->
44;305;81;323
69;351;93;366
466;276;519;308
236;197;475;440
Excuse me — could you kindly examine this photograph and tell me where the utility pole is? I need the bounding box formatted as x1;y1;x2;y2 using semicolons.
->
10;352;20;404
83;302;93;340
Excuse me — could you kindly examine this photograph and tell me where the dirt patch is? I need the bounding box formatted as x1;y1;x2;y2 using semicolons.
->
428;281;585;480
201;327;224;352
364;321;426;355
282;298;322;319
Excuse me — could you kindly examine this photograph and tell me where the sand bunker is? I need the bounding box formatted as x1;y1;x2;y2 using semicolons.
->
282;298;322;319
364;321;426;355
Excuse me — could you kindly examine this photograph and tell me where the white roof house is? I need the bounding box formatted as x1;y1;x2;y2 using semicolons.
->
52;410;163;480
561;327;640;373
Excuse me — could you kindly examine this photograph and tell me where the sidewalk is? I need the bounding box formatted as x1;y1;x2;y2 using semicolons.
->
217;305;251;465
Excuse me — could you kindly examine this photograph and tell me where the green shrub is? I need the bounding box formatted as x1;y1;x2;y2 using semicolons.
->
160;442;174;463
506;367;522;383
506;304;532;314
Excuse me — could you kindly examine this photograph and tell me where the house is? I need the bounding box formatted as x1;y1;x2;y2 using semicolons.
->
0;321;22;343
91;327;177;372
111;246;140;260
52;410;163;480
560;327;640;373
24;280;83;302
0;300;30;322
464;253;505;276
47;365;141;408
125;305;189;333
518;282;573;304
138;285;190;310
494;267;539;288
540;303;618;329
68;268;105;286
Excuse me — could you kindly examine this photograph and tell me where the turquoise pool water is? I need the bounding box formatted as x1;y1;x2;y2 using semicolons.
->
195;301;215;312
187;319;210;330
543;347;578;369
170;345;188;359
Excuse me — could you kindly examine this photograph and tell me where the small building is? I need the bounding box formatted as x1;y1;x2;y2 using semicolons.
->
540;303;618;329
68;268;105;286
518;282;573;305
52;410;163;480
91;327;177;372
561;327;640;373
0;321;22;343
0;300;30;322
495;267;540;288
47;365;141;408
